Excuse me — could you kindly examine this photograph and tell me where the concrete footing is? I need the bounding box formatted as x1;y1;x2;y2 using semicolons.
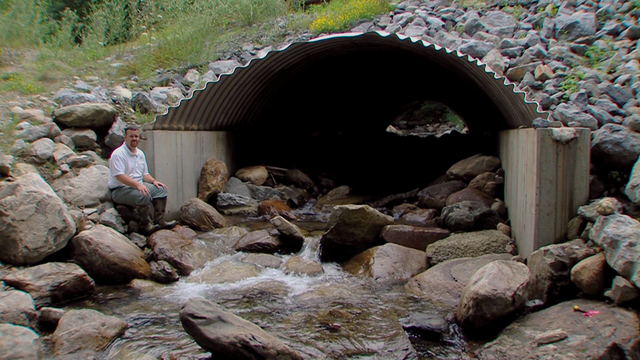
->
140;130;235;220
498;128;590;259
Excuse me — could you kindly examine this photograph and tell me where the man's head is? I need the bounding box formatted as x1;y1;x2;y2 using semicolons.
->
124;124;140;152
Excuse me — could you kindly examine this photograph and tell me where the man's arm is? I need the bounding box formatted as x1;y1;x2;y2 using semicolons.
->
142;174;168;189
116;174;151;196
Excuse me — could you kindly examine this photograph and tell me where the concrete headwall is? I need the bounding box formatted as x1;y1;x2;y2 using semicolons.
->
139;130;235;220
499;128;590;259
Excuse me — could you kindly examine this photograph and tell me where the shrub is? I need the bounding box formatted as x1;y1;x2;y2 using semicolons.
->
309;0;391;35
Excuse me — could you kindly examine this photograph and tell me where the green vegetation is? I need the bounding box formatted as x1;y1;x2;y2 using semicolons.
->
308;0;392;34
584;42;614;71
559;70;585;99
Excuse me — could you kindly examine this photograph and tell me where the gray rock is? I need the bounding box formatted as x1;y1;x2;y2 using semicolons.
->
51;165;110;207
247;183;284;201
528;240;597;305
104;117;126;149
187;260;260;284
343;243;427;285
180;297;303;360
457;260;530;333
464;17;485;37
1;262;94;309
282;256;323;276
233;229;286;254
99;207;126;234
570;253;607;295
216;193;258;208
270;215;304;248
238;253;283;269
506;62;541;82
224;176;252;197
285;169;315;192
0;173;76;265
181;198;227;230
577;197;623;221
587;105;616;126
595;98;624;116
54;88;100;106
405;254;513;310
14;122;61;142
61;128;97;149
604;276;639;305
501;46;524;58
590;214;640;288
148;229;218;276
417;180;466;210
380;225;450;251
399;312;449;338
624;115;640;133
482;49;506;75
28;137;55;163
69;224;150;284
426;230;510;266
553;103;598;130
183;69;200;87
65;155;93;168
149;260;179;284
0;323;41;359
0;290;37;327
459;40;495;59
441;201;502;232
591;123;640;168
477;299;640;359
52;309;127;356
320;205;394;262
447;153;501;182
131;92;157;114
555;12;596;41
604;83;634;107
481;11;517;38
53;103;116;130
208;59;242;76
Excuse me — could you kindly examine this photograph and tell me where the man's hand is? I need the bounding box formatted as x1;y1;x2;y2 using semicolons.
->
136;182;151;196
152;180;168;189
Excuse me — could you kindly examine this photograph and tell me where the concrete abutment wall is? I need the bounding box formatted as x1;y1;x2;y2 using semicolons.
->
143;127;590;259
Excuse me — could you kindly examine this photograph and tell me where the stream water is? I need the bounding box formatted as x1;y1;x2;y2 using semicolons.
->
45;216;474;359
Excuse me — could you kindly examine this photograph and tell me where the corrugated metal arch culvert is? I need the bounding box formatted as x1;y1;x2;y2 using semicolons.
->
152;31;544;132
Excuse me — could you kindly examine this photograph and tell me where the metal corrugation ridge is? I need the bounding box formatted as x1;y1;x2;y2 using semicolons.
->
153;31;544;131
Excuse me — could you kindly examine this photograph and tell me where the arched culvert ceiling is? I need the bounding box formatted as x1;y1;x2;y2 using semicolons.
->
153;31;543;133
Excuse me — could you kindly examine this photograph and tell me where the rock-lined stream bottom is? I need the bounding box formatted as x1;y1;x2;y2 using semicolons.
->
42;231;473;359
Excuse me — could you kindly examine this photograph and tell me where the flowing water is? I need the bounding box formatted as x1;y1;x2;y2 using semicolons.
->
49;217;473;359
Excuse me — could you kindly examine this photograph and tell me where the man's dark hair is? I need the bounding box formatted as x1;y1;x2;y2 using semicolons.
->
125;124;139;134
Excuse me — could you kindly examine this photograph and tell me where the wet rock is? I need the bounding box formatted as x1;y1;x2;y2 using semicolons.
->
0;173;76;265
406;254;513;310
247;183;285;202
238;253;283;269
441;201;501;232
417;180;466;210
446;188;495;208
187;261;260;284
285;169;315;193
398;208;438;226
224;177;252;198
53;103;116;130
270;215;304;250
258;200;295;220
233;229;286;254
172;225;197;240
283;256;324;276
149;260;179;284
590;213;640;288
0;323;41;359
148;230;216;276
477;299;640;359
1;262;94;309
197;157;228;203
570;253;607;296
180;297;303;360
399;312;449;339
0;290;37;327
180;198;227;230
320;205;394;263
426;230;510;266
316;185;353;207
343;243;426;285
69;224;150;284
591;123;640;169
51;165;110;207
195;226;249;255
235;165;268;185
604;276;639;305
380;225;450;251
446;154;501;182
52;309;127;357
528;240;597;305
457;260;530;334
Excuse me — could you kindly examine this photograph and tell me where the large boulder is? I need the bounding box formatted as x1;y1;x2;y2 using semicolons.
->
180;297;304;360
457;260;530;333
477;299;640;359
53;103;116;130
52;309;127;357
197;157;228;203
69;224;150;284
591;124;640;169
319;205;394;262
405;254;513;310
590;214;640;287
181;198;227;230
233;229;286;254
417;180;466;210
343;243;427;285
269;216;304;251
0;290;37;327
1;262;94;309
0;324;41;359
0;173;76;265
528;240;597;305
570;253;607;296
425;230;510;266
148;229;217;276
235;166;268;186
625;156;640;204
440;201;502;232
51;165;110;207
446;154;501;182
604;276;639;305
380;225;450;251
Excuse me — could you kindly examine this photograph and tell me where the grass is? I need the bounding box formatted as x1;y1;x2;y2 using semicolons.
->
559;70;585;99
585;42;614;71
309;0;392;34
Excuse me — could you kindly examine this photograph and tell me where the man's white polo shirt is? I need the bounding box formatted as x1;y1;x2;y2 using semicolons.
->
108;144;149;189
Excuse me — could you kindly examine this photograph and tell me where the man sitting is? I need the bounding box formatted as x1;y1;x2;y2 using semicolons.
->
108;124;174;233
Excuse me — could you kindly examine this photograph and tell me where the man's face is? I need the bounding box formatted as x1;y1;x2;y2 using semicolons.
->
124;129;140;150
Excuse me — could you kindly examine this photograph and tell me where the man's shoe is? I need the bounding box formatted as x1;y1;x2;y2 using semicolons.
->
152;197;176;229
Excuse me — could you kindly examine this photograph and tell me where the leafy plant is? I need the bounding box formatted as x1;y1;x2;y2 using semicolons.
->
559;70;585;99
309;0;392;35
584;42;614;70
0;72;44;94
